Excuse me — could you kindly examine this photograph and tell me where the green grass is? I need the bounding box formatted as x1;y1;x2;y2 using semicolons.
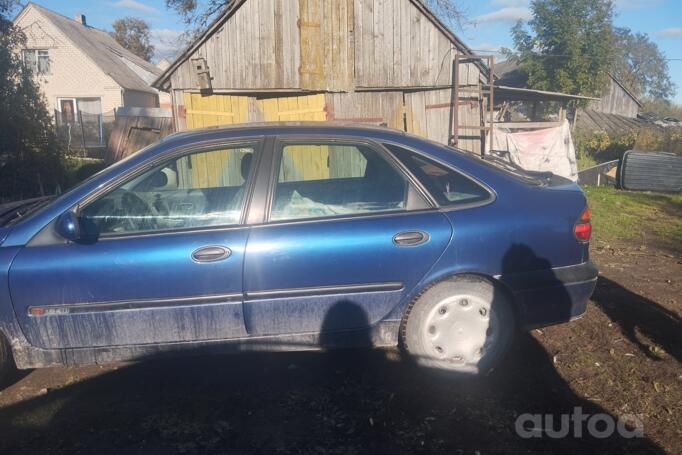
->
583;186;682;248
576;154;598;171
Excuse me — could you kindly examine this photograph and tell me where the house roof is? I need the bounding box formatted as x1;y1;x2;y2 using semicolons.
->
576;109;652;135
493;85;598;102
19;3;161;94
153;0;487;89
495;60;642;107
493;60;527;88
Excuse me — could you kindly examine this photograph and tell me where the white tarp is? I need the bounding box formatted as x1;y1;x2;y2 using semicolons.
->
491;119;578;181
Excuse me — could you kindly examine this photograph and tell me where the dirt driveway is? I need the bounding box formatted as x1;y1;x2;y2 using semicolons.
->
0;244;679;455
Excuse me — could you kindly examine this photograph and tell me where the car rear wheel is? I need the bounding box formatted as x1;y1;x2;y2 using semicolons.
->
401;276;514;375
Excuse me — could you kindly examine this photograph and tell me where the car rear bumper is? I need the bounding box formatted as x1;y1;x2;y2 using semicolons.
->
497;261;599;329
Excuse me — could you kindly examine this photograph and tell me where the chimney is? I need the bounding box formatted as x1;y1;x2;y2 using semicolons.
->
75;13;86;26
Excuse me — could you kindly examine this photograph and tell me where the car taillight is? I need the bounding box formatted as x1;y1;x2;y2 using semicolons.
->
574;207;592;242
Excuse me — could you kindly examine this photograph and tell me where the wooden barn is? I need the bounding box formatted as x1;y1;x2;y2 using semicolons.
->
495;61;646;135
152;0;493;155
576;74;647;135
586;75;642;118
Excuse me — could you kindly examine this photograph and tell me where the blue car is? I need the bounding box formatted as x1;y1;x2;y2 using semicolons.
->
0;123;597;377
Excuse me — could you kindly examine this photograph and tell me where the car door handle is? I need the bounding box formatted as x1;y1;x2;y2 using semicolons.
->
393;231;429;246
192;245;231;262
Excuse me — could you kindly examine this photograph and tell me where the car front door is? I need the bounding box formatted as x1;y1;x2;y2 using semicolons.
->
242;139;453;336
9;142;260;349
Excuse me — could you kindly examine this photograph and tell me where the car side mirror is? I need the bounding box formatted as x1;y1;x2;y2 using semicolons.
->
56;210;81;242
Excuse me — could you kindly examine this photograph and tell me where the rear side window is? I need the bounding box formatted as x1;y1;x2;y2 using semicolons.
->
386;144;490;207
270;143;407;221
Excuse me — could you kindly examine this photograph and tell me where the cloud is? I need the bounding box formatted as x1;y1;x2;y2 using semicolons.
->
657;28;682;39
112;0;158;14
491;0;529;6
150;28;184;61
476;7;531;23
470;43;506;59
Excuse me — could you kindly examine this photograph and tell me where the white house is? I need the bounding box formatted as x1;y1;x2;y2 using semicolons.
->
14;3;166;148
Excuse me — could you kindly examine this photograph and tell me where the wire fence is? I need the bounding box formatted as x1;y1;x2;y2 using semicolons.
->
54;110;115;158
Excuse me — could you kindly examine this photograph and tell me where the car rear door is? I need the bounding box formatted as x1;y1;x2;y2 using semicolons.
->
9;141;262;349
242;138;452;336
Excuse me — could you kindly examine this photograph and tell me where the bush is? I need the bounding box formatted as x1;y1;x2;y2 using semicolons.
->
0;2;68;203
63;158;107;189
574;127;682;169
634;128;682;154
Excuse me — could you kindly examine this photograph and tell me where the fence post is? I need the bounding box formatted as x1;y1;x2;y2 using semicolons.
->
78;110;86;155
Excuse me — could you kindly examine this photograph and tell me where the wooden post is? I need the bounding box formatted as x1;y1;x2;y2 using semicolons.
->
486;55;495;157
78;110;86;155
448;57;457;146
451;53;460;147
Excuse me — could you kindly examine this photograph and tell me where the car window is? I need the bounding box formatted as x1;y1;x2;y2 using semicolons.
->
270;143;407;221
385;144;491;206
80;145;256;236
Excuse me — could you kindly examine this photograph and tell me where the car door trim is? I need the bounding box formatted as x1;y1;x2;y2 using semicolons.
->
247;207;440;229
245;282;404;299
27;292;243;316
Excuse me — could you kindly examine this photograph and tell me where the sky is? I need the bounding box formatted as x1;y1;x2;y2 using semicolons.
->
27;0;682;103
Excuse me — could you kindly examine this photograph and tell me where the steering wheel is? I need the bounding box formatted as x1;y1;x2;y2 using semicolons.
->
117;189;159;232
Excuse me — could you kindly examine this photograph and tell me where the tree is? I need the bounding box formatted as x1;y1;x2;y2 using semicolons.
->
166;0;229;36
0;0;65;201
613;27;675;100
423;0;470;30
110;17;154;62
509;0;615;99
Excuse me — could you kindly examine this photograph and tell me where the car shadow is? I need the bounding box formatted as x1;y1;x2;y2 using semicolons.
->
591;276;681;363
0;246;666;454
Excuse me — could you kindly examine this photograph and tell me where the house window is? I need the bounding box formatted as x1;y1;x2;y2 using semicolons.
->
22;49;50;74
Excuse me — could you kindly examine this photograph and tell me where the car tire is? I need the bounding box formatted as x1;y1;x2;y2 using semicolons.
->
0;332;15;386
400;276;515;376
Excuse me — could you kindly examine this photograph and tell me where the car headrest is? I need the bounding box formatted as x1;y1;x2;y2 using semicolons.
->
149;170;168;189
241;153;253;180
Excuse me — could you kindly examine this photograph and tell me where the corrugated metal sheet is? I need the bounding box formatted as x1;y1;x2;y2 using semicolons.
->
619;151;682;192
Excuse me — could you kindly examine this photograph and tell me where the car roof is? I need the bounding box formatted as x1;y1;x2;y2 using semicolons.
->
161;121;409;143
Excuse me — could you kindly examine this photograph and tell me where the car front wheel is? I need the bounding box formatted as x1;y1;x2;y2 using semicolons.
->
401;276;515;375
0;332;15;386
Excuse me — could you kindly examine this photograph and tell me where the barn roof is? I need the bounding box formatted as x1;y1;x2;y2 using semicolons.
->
18;3;162;94
153;0;485;90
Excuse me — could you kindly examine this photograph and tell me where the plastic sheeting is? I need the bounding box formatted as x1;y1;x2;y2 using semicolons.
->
491;119;578;181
